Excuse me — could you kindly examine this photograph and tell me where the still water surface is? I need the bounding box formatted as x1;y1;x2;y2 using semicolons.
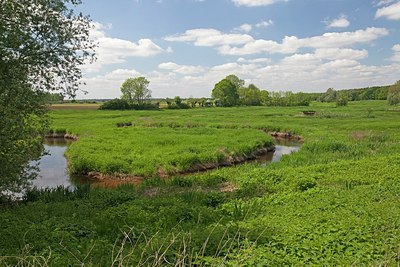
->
31;139;86;189
32;138;301;189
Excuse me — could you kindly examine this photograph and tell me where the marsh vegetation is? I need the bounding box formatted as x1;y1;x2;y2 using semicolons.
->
1;101;400;266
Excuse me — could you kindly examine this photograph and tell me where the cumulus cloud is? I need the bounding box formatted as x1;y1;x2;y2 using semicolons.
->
78;24;396;99
83;22;167;72
375;0;397;6
234;23;253;33
255;19;274;28
303;28;388;48
254;58;399;92
221;28;387;55
391;44;400;61
78;55;400;99
237;57;271;64
165;28;253;46
231;0;288;7
234;20;273;33
375;1;400;20
314;48;368;60
158;62;205;74
325;14;350;28
166;27;388;56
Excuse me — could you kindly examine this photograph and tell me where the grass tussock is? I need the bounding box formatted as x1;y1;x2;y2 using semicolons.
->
2;101;400;265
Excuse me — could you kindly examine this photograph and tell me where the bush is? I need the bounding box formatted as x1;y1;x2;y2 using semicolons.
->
166;103;190;109
336;92;348;107
131;103;159;110
388;93;400;105
295;178;317;192
387;81;400;106
99;99;130;110
99;99;159;110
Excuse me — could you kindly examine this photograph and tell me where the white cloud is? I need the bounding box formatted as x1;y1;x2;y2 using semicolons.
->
79;68;142;98
235;23;253;33
376;2;400;20
231;0;288;7
254;58;399;92
78;58;400;99
158;62;205;74
304;27;388;48
83;22;166;72
314;48;368;60
78;24;395;99
237;57;271;64
255;19;274;28
165;28;253;46
325;14;350;28
376;0;397;6
218;37;296;55
391;44;400;61
234;20;273;33
166;27;388;56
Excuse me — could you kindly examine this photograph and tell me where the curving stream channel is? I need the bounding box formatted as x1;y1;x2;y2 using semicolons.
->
31;138;301;189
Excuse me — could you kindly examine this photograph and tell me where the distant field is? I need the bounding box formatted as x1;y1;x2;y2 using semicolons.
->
49;103;100;110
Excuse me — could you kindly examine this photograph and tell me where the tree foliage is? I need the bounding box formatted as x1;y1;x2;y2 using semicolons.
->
225;74;245;89
99;99;131;110
121;77;151;105
387;80;400;106
212;75;242;107
317;86;389;103
320;88;337;102
211;74;310;107
0;0;95;95
0;0;94;195
43;93;65;104
336;91;349;107
238;84;262;106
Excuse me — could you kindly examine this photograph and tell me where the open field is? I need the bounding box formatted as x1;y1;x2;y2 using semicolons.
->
1;101;400;265
49;103;101;110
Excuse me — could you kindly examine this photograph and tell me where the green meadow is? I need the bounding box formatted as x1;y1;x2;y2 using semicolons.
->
1;101;400;266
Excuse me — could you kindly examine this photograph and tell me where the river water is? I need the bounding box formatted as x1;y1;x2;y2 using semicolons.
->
31;138;301;189
30;138;87;189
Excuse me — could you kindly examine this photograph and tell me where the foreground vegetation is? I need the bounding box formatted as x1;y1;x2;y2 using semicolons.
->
1;101;400;266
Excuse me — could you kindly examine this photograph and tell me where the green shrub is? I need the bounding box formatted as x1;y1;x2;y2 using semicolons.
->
295;178;317;192
99;99;131;110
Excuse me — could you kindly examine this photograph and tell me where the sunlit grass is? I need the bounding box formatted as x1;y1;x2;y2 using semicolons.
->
1;101;400;265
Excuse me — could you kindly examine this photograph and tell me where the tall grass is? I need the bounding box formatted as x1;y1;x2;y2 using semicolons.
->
2;101;400;265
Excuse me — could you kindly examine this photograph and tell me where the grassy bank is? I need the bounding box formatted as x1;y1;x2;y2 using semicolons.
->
1;101;400;265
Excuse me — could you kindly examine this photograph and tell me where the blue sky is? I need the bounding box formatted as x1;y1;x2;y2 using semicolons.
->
77;0;400;99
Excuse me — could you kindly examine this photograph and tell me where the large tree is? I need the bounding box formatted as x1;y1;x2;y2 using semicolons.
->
212;75;243;107
121;77;151;105
212;78;239;107
0;0;94;196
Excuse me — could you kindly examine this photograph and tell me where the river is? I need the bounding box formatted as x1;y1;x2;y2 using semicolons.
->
31;138;301;189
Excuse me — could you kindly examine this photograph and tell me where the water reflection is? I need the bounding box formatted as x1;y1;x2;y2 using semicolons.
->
31;138;86;189
256;139;301;167
33;138;302;189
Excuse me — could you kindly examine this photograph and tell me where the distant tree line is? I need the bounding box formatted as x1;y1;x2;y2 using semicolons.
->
211;74;311;107
100;75;400;110
319;86;389;103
